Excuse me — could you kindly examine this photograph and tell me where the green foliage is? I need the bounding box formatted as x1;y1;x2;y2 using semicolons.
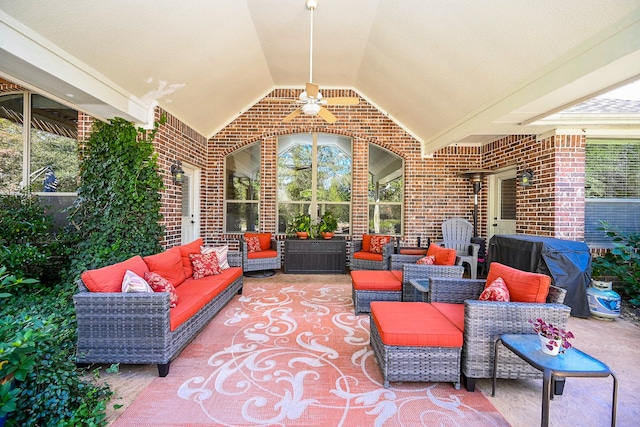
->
1;283;112;426
0;193;69;280
591;222;640;306
68;117;166;278
287;213;311;235
0;266;38;300
317;211;338;233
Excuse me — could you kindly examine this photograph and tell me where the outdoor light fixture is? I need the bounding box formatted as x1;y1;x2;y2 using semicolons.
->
458;168;496;237
520;169;534;186
170;160;185;185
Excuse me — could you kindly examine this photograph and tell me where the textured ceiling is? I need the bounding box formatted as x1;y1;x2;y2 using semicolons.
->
1;0;639;155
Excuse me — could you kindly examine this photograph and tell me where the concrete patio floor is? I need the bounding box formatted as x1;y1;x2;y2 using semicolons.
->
101;272;639;426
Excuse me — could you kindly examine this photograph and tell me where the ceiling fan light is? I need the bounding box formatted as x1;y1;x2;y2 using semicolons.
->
302;103;321;116
299;91;308;101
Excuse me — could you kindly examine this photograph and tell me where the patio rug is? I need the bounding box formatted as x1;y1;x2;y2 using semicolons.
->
111;282;509;426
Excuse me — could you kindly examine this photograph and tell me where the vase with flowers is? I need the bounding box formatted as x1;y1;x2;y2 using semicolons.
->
529;318;574;356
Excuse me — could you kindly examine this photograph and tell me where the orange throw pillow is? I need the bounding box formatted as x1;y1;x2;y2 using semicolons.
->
362;234;372;252
370;235;391;254
479;277;510;302
245;233;272;251
426;244;457;266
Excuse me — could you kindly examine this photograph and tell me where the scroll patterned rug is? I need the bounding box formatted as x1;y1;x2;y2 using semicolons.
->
111;282;509;426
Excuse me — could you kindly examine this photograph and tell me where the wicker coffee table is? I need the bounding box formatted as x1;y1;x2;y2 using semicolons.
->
492;334;618;427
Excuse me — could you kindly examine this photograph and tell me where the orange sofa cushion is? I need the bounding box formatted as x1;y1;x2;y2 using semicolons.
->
247;249;278;259
390;270;403;282
427;244;457;266
361;234;372;252
170;267;243;331
179;238;204;279
81;255;149;293
353;251;383;261
432;302;465;332
351;270;401;291
370;302;462;347
244;232;272;251
143;246;186;288
486;262;550;303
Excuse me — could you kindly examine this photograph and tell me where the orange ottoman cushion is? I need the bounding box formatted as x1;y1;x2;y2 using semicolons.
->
351;270;401;291
370;302;462;347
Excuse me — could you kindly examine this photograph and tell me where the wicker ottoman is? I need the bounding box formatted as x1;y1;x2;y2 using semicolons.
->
351;270;402;314
369;301;462;389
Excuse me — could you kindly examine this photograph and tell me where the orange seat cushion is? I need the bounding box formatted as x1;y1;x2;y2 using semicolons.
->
353;251;383;261
432;302;465;332
370;302;462;347
351;270;401;291
390;270;403;282
244;232;272;251
179;238;204;279
486;262;550;303
427;244;457;266
247;249;278;259
81;256;149;293
143;246;186;288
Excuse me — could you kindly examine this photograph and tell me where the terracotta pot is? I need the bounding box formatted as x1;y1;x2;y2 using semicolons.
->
296;231;309;239
321;232;334;239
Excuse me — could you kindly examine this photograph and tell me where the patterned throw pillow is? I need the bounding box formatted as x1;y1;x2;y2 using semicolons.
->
416;255;436;265
189;252;222;279
245;236;262;253
121;269;153;293
201;245;230;270
479;277;510;302
144;272;179;307
369;235;391;254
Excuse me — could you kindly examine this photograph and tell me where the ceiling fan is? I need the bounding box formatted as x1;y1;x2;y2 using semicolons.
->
273;0;359;124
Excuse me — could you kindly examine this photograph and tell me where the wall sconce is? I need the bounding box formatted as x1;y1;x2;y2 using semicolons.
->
170;160;185;185
519;169;534;186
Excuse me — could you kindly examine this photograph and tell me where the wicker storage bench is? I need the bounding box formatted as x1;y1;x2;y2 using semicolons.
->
351;270;402;314
73;238;243;377
369;301;463;389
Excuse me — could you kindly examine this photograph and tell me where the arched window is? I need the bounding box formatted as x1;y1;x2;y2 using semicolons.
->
368;145;403;235
277;133;352;234
224;143;260;232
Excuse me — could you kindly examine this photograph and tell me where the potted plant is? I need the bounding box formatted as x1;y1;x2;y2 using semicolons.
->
289;213;311;239
317;211;338;239
529;318;574;356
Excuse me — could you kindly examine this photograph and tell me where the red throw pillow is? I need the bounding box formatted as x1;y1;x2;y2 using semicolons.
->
245;236;262;253
144;272;179;307
189;252;222;279
416;255;435;265
370;235;391;254
479;277;510;302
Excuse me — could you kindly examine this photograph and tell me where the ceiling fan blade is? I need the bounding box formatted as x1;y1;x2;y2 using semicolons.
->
323;97;359;106
317;106;337;124
283;108;303;123
306;82;319;98
268;98;297;103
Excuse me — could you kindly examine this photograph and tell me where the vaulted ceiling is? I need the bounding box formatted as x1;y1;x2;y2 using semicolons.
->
1;0;639;156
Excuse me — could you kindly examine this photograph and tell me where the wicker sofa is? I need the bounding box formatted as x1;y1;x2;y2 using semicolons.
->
427;262;571;392
73;238;243;377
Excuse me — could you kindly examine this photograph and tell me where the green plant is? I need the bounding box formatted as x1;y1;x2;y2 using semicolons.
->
67;117;166;279
0;267;38;299
591;222;640;306
317;211;338;234
288;213;311;235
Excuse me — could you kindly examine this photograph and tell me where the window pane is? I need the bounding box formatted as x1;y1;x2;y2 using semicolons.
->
226;202;259;232
369;204;402;234
29;94;79;193
500;178;516;220
317;134;351;202
226;143;260;201
368;145;403;202
0;93;24;193
277;134;312;202
278;203;311;234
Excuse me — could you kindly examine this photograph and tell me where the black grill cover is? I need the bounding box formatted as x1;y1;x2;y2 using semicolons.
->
488;234;592;317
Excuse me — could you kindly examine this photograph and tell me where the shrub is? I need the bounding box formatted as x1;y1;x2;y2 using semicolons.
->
591;222;640;306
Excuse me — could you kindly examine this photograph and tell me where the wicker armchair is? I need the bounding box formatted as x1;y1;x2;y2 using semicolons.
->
428;264;570;392
390;254;465;301
349;235;395;270
240;234;282;272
